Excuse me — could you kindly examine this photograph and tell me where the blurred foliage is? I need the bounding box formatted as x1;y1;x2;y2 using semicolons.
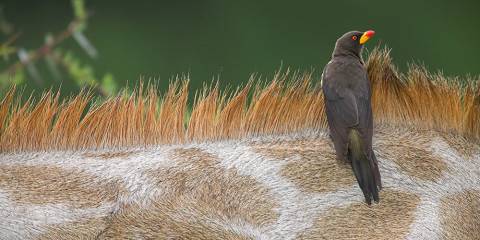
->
0;0;115;98
0;41;15;61
101;73;117;96
72;0;87;30
0;69;23;90
62;50;117;94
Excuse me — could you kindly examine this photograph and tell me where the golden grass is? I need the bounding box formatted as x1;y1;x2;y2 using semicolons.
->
0;47;478;152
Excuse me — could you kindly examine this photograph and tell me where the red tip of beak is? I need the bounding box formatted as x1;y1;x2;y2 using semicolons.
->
365;30;375;37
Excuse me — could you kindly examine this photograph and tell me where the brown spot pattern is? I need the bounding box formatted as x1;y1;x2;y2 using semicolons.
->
376;133;447;181
298;190;420;240
254;138;356;193
0;165;123;208
37;217;108;240
440;133;480;160
145;148;278;228
440;190;480;239
100;198;253;239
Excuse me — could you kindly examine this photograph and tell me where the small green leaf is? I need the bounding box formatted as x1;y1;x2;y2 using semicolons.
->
0;45;16;61
0;70;25;91
101;73;117;96
71;0;87;31
63;51;97;86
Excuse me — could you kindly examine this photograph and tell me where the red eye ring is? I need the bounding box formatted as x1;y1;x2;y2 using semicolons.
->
352;36;357;41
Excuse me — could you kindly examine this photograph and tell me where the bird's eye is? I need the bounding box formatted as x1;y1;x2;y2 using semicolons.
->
352;36;357;41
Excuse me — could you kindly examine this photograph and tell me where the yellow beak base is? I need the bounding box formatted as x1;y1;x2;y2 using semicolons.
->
359;30;375;45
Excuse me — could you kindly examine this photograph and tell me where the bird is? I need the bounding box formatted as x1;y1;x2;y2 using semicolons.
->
321;30;382;204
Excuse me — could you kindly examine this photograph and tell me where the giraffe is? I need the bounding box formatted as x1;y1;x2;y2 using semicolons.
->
0;47;479;239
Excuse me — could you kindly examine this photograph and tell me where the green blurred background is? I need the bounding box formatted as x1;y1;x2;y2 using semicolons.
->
1;0;479;98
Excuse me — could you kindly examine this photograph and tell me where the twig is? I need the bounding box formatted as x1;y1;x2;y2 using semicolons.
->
1;18;83;75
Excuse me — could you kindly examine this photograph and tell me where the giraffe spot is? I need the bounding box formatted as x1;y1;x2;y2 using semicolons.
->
440;190;480;239
252;138;330;161
440;133;480;160
82;150;138;160
253;138;356;193
145;147;278;228
388;146;446;181
100;198;254;239
37;217;108;240
376;133;447;181
298;190;420;240
0;165;124;208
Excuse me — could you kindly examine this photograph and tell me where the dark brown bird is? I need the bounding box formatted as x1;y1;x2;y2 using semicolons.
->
321;30;382;204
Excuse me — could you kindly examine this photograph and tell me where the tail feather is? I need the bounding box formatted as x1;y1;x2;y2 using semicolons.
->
371;153;382;190
348;129;380;204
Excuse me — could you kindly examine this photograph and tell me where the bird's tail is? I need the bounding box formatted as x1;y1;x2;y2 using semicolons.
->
348;129;380;205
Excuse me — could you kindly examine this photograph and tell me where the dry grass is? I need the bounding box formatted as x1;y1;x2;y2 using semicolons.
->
0;47;478;152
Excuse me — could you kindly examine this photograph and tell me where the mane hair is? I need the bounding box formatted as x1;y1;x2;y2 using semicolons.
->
0;47;478;152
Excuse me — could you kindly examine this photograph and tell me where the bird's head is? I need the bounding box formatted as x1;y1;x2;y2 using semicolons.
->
332;30;375;58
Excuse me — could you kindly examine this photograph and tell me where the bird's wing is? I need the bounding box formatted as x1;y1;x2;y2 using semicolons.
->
322;61;380;204
322;62;363;128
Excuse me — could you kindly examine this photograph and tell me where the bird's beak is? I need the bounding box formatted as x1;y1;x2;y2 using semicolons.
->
359;30;375;45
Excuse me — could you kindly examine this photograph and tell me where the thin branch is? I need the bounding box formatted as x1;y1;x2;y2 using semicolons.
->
1;18;84;75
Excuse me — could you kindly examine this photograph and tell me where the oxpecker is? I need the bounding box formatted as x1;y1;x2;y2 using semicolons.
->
321;30;382;204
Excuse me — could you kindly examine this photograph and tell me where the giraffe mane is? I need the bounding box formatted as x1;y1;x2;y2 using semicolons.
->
0;46;478;152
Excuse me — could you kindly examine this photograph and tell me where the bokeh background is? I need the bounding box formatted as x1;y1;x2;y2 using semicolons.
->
1;0;479;98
